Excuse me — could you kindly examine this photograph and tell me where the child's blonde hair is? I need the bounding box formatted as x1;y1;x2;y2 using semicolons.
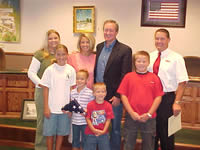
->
133;50;150;70
93;82;106;92
77;69;89;79
52;44;68;64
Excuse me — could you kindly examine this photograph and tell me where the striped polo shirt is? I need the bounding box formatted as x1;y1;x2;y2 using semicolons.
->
71;86;94;125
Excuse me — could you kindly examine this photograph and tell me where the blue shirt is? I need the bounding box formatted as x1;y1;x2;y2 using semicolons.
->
96;40;116;82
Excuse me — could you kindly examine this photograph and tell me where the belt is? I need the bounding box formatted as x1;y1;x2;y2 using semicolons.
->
164;91;175;95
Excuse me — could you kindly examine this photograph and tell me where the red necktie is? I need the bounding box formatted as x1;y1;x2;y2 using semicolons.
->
153;52;161;75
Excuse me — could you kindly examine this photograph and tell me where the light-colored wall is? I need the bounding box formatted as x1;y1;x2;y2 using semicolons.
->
1;0;200;56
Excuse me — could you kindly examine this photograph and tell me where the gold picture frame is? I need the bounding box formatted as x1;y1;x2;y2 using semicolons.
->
73;6;95;33
21;99;37;121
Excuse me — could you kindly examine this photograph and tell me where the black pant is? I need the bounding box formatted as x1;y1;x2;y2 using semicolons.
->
154;92;175;150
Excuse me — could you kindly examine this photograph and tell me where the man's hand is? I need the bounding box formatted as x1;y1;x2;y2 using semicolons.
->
173;103;181;116
109;96;120;106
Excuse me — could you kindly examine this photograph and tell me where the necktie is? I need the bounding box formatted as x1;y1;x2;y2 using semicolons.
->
153;52;161;75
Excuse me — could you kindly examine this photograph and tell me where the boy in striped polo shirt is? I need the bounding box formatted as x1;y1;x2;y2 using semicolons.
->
71;69;94;150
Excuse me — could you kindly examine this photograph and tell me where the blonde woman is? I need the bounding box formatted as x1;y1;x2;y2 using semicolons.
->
28;29;60;150
68;33;96;89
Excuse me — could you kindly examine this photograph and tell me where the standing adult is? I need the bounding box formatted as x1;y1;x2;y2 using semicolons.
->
94;19;132;150
28;29;60;150
67;33;96;89
148;28;188;150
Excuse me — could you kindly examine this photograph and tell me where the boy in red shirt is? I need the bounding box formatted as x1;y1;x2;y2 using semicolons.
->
117;50;164;150
84;82;114;150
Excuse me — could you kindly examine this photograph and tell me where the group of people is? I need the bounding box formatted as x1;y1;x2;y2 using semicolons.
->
28;19;188;150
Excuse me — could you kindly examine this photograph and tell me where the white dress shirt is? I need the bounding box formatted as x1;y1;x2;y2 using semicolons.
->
149;48;188;92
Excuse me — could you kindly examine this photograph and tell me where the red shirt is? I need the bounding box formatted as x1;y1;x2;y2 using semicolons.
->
117;71;164;118
85;100;114;135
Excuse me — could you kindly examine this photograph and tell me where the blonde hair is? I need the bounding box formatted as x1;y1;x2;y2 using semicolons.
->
56;44;68;54
52;44;68;64
133;50;150;62
77;69;89;79
42;29;60;58
93;82;106;92
77;33;95;53
133;50;150;70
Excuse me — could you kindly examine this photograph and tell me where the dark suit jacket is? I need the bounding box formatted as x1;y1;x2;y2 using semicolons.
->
94;40;132;101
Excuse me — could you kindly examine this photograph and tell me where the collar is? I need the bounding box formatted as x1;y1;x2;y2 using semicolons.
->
104;40;117;49
136;71;149;75
157;48;171;57
75;86;87;93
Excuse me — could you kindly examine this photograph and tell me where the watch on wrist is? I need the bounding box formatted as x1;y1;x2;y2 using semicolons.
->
175;101;181;104
147;113;152;118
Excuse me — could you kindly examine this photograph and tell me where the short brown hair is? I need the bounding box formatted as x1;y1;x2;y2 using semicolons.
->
93;82;106;92
77;69;89;79
103;19;119;32
155;28;170;39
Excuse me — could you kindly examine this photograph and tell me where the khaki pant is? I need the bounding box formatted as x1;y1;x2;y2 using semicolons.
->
34;88;47;150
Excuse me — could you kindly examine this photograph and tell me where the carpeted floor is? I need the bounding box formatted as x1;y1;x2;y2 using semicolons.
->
0;118;200;149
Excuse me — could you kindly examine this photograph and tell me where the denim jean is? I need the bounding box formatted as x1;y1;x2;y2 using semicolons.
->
123;114;156;150
84;134;110;150
72;124;86;148
110;103;123;150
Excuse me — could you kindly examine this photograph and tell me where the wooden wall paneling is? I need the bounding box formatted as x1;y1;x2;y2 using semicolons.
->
0;73;34;117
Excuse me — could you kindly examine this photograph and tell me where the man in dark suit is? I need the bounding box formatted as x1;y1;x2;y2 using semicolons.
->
94;19;132;150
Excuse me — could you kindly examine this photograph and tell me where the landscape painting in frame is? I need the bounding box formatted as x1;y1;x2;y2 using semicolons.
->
73;6;95;33
0;0;20;42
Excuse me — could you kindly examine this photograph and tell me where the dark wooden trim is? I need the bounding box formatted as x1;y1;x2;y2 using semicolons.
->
5;52;33;56
0;139;34;149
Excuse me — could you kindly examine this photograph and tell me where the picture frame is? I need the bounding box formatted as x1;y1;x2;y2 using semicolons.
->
73;6;95;33
0;0;20;42
141;0;187;27
21;99;37;121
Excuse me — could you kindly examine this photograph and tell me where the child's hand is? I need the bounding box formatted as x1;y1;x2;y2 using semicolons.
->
93;129;104;136
44;107;51;118
80;108;87;117
139;113;149;122
62;111;72;117
131;112;140;121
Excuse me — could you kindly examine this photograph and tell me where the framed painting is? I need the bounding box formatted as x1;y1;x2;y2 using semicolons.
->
21;99;37;121
0;0;20;42
141;0;187;27
73;6;95;33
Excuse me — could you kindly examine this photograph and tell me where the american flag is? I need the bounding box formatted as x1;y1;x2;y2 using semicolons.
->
148;1;179;20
